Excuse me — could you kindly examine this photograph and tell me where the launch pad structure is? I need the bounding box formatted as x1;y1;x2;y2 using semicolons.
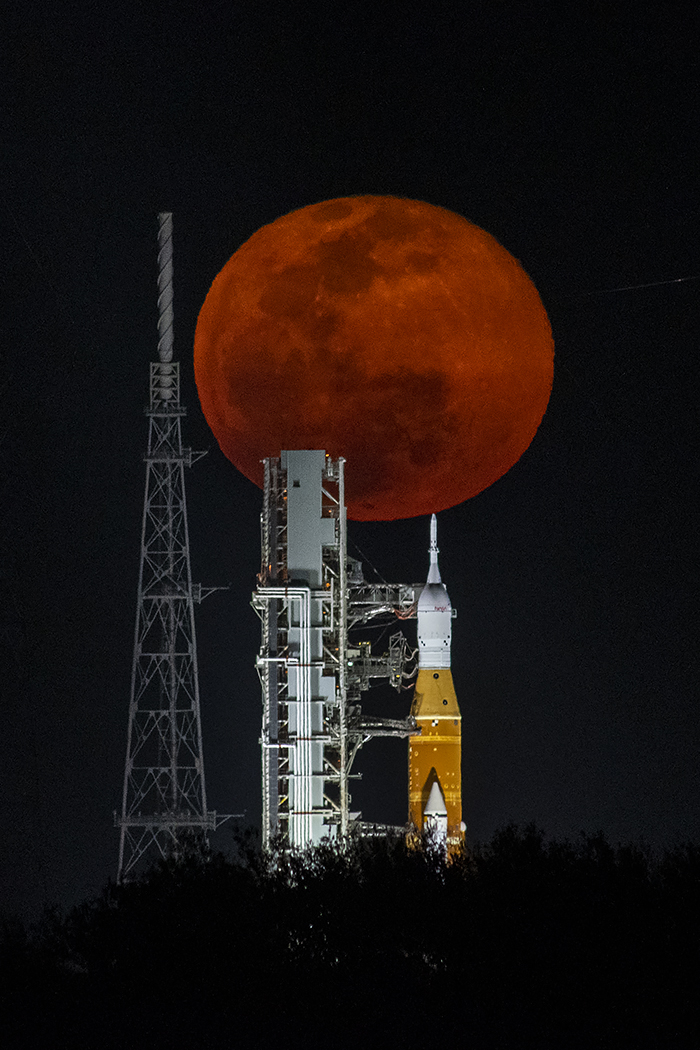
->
116;215;464;870
253;450;423;848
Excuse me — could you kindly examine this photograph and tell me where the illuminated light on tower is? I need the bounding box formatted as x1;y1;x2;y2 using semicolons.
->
116;213;228;882
253;450;422;850
408;514;463;851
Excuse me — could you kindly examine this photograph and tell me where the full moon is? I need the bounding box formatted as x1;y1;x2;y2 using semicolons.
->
194;196;553;521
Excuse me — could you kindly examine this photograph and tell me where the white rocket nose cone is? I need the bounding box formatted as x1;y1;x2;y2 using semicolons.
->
424;779;448;816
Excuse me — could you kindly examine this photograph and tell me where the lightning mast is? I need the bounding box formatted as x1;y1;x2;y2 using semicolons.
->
116;213;224;881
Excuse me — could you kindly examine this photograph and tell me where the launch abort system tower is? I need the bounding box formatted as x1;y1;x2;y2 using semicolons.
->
253;450;421;849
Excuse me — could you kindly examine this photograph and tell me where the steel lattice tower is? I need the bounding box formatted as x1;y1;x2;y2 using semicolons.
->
116;213;224;882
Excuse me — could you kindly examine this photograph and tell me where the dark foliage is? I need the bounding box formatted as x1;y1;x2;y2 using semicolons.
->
2;826;698;1048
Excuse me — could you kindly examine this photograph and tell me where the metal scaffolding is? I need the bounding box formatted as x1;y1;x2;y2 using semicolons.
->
116;213;226;881
253;450;421;849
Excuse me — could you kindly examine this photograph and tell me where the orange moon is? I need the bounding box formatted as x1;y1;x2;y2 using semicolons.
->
194;196;553;521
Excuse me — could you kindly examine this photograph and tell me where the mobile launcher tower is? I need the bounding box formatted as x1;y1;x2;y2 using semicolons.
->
252;449;462;849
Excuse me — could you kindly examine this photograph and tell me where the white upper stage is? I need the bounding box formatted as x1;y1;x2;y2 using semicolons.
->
417;514;453;669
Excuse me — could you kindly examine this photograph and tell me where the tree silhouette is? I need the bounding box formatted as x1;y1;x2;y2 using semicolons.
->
2;826;698;1048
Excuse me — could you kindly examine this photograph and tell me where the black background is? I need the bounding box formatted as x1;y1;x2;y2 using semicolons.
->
2;2;699;919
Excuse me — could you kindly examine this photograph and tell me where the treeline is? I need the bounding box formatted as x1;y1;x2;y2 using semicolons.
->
1;825;699;1048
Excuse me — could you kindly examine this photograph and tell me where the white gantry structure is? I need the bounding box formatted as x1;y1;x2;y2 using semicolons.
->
253;450;421;849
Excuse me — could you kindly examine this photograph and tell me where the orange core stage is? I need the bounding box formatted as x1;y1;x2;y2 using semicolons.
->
409;668;462;848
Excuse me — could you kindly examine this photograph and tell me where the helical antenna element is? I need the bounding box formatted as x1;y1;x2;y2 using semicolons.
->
157;212;174;364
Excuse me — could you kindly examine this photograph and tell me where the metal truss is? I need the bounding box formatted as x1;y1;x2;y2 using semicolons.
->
116;214;227;882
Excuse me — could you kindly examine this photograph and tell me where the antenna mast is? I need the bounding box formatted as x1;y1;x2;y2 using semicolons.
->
116;213;223;881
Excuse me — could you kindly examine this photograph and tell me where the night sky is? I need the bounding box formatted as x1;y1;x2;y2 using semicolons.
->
2;4;698;919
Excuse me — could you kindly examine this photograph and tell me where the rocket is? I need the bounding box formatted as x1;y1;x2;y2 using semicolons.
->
409;514;463;850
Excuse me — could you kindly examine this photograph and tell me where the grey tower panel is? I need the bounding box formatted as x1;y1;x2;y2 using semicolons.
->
282;449;336;587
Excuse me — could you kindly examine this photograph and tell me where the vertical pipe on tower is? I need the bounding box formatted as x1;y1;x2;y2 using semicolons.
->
337;458;349;836
157;212;174;364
